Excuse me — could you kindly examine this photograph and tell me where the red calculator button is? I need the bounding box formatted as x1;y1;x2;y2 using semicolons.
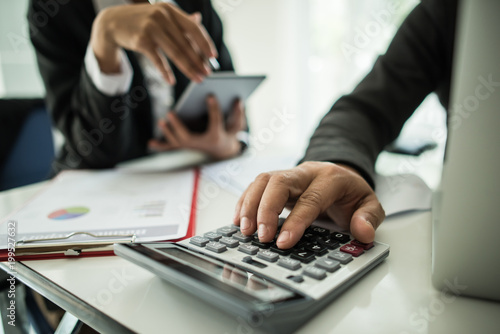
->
351;240;374;250
340;244;364;257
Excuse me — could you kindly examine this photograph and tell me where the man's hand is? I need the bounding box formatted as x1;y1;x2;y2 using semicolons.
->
148;96;245;160
233;161;385;249
90;2;217;84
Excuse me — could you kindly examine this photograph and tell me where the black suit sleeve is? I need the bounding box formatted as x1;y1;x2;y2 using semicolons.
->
301;0;456;187
28;0;153;171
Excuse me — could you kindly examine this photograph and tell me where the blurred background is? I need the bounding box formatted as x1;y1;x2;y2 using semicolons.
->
0;0;447;186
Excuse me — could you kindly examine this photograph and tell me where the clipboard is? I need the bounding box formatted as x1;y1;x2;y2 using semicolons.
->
0;168;200;261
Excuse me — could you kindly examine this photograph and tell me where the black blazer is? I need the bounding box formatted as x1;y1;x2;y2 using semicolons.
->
28;0;234;172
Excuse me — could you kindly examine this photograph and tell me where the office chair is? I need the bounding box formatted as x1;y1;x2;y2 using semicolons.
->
0;99;59;332
0;99;54;191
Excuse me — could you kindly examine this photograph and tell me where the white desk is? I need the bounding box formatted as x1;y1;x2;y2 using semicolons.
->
1;171;500;333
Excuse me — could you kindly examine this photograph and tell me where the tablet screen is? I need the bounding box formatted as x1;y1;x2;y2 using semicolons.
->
174;72;265;132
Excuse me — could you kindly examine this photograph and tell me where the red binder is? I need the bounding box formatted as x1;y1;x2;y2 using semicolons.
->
0;168;200;262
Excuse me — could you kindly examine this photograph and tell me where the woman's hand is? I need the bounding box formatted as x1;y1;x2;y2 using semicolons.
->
90;2;217;84
148;96;246;160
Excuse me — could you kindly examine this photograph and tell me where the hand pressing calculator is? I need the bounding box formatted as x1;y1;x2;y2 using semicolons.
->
114;219;389;333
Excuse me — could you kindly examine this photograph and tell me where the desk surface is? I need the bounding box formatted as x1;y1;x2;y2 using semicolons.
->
1;170;500;333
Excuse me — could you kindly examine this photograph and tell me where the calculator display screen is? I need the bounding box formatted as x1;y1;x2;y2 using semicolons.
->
157;247;299;303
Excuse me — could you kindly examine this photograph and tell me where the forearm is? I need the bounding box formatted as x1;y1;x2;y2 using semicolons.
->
301;108;383;187
53;66;148;169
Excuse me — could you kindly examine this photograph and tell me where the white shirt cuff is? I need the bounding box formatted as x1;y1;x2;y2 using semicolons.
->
84;44;133;96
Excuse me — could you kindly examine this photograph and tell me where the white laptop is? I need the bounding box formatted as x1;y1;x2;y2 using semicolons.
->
432;0;500;301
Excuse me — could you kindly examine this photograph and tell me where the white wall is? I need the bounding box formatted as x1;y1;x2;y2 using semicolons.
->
215;0;311;154
0;1;45;98
216;0;434;156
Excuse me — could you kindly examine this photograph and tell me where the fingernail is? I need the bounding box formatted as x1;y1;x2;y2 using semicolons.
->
241;217;250;231
204;63;212;75
277;230;290;244
207;96;215;106
258;224;268;240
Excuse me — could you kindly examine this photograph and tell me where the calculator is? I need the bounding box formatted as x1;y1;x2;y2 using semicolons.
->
114;219;389;333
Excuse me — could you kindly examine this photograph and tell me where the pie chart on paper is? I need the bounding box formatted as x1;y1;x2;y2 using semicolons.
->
48;207;90;220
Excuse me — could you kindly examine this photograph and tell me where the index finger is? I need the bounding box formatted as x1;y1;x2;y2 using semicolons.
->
255;169;313;243
165;4;218;58
276;174;348;249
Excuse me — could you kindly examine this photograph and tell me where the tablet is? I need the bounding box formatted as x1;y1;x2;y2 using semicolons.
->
174;72;265;131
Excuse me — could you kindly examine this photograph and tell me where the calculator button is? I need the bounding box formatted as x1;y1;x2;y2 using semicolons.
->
241;256;253;263
269;244;292;256
217;226;239;237
206;242;227;253
310;226;330;237
232;232;252;243
292;239;308;250
290;250;316;263
238;244;259;255
351;240;374;250
301;232;319;242
314;258;340;273
317;238;340;250
328;250;353;264
219;237;239;248
257;250;279;263
303;266;327;280
251;236;273;249
305;243;328;256
330;232;351;243
241;256;267;268
204;232;222;241
340;244;364;257
189;236;209;247
278;257;301;271
287;275;304;283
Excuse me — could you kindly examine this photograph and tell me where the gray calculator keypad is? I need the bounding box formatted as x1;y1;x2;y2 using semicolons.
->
314;258;341;273
238;243;259;255
278;257;301;271
303;266;327;280
204;232;222;241
184;223;380;291
232;231;252;243
328;250;353;264
217;226;239;237
189;236;210;247
206;241;227;253
257;250;279;263
219;237;239;248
